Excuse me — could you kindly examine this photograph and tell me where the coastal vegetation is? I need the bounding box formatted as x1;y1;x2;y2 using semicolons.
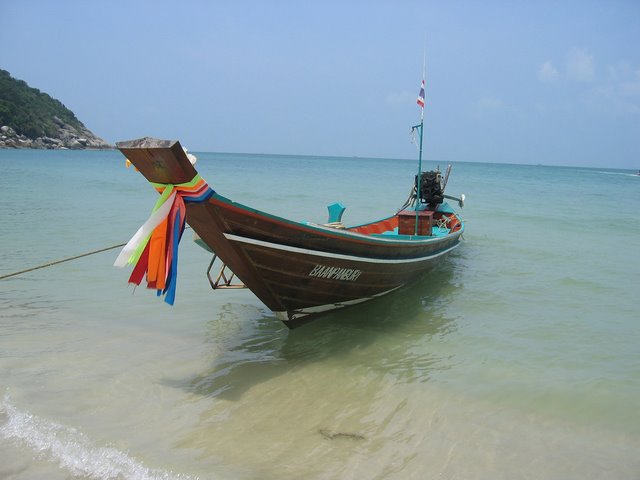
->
0;69;110;149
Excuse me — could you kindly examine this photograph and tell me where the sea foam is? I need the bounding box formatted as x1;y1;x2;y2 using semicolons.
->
0;396;197;480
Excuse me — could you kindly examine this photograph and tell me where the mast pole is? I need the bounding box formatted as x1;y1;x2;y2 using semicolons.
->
414;116;423;235
414;50;426;235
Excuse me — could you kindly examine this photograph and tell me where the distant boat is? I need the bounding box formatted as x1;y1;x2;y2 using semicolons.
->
114;80;465;327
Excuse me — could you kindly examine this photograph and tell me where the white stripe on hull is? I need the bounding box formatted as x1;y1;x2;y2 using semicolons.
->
224;233;460;265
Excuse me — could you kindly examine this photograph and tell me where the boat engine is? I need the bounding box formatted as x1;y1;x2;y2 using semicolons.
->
416;170;445;205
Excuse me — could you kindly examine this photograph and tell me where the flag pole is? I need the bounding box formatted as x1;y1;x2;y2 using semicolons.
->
414;110;424;235
414;51;426;234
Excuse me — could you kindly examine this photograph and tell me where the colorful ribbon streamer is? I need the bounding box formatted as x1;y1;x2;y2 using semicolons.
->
114;174;214;304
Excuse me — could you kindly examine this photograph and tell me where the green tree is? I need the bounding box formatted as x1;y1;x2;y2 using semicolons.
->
0;69;86;139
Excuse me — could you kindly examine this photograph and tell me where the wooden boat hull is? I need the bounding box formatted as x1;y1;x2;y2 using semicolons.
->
188;196;462;321
116;138;463;324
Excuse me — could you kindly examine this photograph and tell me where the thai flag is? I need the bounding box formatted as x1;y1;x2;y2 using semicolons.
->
417;79;425;108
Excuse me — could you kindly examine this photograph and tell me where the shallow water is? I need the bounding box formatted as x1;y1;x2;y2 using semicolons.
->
1;149;639;479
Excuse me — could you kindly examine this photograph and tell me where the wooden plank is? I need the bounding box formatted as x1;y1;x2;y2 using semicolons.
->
116;137;197;185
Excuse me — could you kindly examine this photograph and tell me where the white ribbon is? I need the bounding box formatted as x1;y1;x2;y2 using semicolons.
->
113;191;177;267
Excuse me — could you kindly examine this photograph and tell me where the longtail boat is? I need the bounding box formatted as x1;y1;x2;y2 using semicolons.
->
114;82;465;327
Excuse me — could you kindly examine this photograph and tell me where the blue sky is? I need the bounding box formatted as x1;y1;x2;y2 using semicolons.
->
1;0;639;168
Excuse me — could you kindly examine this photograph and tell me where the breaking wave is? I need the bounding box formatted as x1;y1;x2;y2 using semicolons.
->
0;395;197;480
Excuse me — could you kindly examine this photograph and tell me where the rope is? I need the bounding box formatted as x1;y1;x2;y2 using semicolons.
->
0;226;194;281
0;243;125;280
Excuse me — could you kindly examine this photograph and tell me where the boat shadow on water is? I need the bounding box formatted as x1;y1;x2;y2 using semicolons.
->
164;254;463;401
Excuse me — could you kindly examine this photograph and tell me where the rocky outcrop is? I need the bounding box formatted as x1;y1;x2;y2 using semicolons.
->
0;69;114;150
0;117;112;150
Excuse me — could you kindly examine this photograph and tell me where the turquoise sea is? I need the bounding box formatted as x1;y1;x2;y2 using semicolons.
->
1;148;639;479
